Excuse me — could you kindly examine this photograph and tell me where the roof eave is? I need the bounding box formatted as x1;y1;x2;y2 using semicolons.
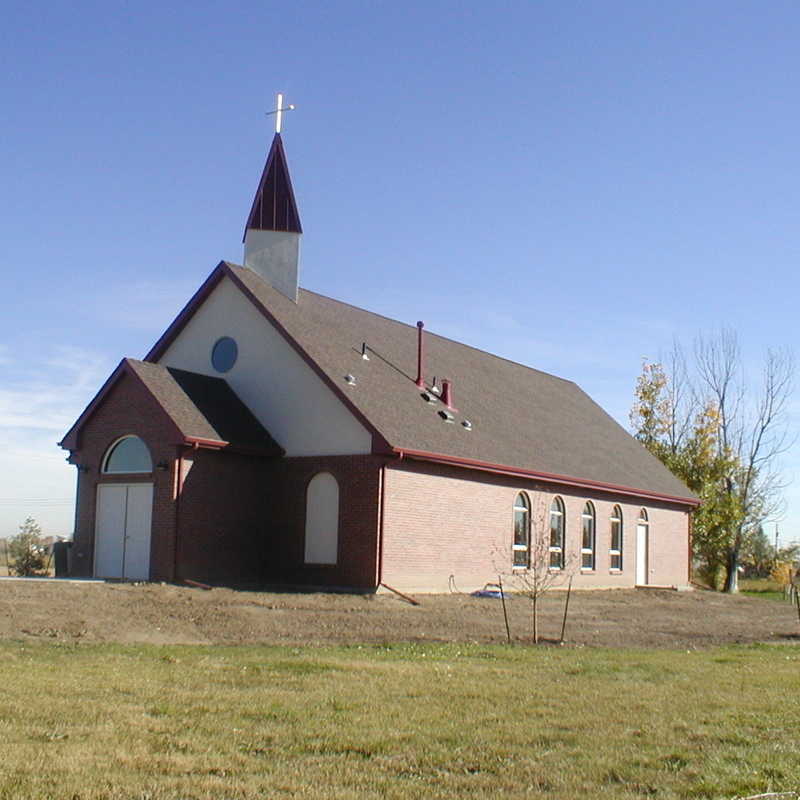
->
183;435;284;458
59;359;186;452
145;262;228;363
391;447;701;508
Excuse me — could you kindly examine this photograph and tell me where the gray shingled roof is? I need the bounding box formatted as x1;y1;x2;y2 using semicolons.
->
127;359;283;454
223;263;695;502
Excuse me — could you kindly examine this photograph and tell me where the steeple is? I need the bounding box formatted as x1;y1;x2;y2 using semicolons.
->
243;133;302;237
243;124;302;302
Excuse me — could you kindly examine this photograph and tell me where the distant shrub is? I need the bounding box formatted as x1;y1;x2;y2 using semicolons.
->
9;517;48;577
771;561;794;588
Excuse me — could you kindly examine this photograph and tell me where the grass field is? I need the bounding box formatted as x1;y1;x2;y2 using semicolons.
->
739;577;792;603
1;641;799;799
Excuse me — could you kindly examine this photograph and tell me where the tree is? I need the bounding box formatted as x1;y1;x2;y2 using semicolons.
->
502;496;576;643
694;333;794;592
9;517;48;577
630;331;793;593
740;526;773;577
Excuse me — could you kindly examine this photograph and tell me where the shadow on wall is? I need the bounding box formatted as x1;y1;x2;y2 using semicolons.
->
176;450;273;586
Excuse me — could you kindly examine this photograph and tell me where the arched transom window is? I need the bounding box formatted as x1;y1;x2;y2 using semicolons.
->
549;496;565;569
609;505;623;571
102;436;152;474
512;493;530;568
581;502;596;570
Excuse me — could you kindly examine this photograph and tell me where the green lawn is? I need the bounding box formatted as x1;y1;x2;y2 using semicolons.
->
739;577;793;602
1;641;799;799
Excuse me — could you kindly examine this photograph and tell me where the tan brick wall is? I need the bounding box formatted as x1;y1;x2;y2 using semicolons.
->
380;461;690;593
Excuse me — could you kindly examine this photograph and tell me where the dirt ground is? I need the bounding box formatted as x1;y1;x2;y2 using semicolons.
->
1;579;798;649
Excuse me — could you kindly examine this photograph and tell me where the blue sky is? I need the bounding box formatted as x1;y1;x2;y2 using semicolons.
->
1;1;799;543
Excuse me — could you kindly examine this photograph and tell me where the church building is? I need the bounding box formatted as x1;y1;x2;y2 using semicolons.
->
60;116;698;593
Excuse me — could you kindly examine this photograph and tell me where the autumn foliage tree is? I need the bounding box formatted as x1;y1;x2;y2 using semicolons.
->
630;332;793;592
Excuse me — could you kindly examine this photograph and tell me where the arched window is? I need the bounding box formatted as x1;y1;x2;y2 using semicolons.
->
512;493;530;568
639;508;648;523
609;505;623;571
304;472;339;565
549;496;565;569
102;436;152;474
581;502;596;570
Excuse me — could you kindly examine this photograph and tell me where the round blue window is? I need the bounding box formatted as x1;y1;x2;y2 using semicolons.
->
211;337;238;373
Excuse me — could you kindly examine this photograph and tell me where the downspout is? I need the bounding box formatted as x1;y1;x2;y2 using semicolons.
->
377;464;386;590
69;459;81;577
687;510;693;585
377;452;404;590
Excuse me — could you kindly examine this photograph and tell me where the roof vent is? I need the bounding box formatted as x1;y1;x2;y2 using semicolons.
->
344;374;357;386
461;419;473;431
438;409;454;423
415;321;426;388
441;379;457;411
421;392;438;404
361;342;370;361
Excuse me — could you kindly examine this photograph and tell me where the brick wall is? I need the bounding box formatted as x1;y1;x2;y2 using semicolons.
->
174;449;272;584
66;372;181;580
380;460;690;593
66;371;688;593
66;371;383;588
263;455;383;590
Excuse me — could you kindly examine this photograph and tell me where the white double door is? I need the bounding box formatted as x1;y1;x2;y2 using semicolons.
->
95;483;153;580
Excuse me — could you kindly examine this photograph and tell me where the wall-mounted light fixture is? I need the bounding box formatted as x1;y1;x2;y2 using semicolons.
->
156;460;170;472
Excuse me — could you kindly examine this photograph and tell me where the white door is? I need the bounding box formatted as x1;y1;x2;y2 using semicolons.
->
95;485;127;578
636;523;649;585
95;483;153;580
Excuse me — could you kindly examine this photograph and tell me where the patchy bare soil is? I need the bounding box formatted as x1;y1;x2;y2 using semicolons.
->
0;579;797;649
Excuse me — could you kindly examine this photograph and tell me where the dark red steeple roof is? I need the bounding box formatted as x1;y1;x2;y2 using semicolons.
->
243;133;302;240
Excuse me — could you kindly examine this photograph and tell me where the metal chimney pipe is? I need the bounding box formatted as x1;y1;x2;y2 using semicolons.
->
441;379;457;411
415;321;425;388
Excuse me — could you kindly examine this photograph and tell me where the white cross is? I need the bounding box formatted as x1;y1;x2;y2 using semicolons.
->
265;92;295;134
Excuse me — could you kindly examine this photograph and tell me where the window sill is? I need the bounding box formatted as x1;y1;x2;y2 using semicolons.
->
580;568;595;573
609;569;623;574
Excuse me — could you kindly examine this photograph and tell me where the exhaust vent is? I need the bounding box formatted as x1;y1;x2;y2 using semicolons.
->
441;379;457;411
415;321;425;388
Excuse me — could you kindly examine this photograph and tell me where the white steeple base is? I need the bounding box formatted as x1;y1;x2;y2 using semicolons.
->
244;229;301;303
